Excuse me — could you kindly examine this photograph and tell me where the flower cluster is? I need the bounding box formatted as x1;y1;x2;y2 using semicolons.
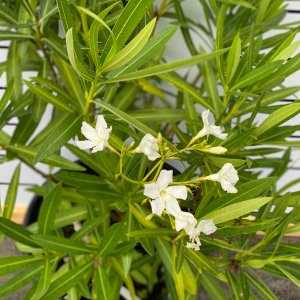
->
76;111;239;250
144;170;217;250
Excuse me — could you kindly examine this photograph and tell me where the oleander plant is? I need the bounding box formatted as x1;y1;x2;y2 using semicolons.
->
0;0;300;299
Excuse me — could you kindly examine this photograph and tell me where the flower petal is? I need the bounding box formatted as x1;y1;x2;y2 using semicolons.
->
144;183;160;199
157;170;173;189
76;140;98;150
167;185;187;200
165;197;181;216
91;142;105;153
147;151;161;161
150;198;165;216
96;115;108;132
220;180;237;193
197;219;217;235
81;122;99;141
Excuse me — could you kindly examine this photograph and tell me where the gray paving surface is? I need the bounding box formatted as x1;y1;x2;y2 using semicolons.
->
0;237;30;300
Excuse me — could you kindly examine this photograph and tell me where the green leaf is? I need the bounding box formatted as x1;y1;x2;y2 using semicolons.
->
0;218;39;248
230;61;282;91
54;170;100;186
0;79;14;114
77;184;122;202
185;249;225;281
95;102;157;136
100;0;154;63
0;6;18;25
273;263;300;288
43;37;69;61
0;31;34;40
217;0;256;10
93;265;113;300
101;18;156;73
7;144;85;171
127;228;175;238
0;256;43;276
159;74;214;111
66;143;105;175
27;204;87;233
89;3;119;67
24;80;74;113
253;103;300;137
38;184;62;235
0;261;44;298
105;49;228;83
32;234;96;254
172;245;185;300
66;28;95;81
98;222;125;256
56;0;74;32
109;26;178;78
203;60;224;115
43;261;93;300
2;164;20;219
32;257;53;300
7;42;22;104
226;33;241;83
202;197;273;224
175;240;185;274
34;114;82;163
244;273;277;300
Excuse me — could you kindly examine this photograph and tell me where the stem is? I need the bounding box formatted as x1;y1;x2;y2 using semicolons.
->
84;80;98;117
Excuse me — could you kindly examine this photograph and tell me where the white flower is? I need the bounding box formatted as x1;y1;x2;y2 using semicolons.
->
186;239;201;251
143;170;187;217
205;163;239;193
196;110;228;140
201;146;227;154
174;211;197;234
197;219;217;235
135;134;161;161
76;115;112;153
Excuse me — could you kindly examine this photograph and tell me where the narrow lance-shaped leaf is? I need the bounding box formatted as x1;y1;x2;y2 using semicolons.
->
7;144;85;171
32;234;96;254
253;103;300;137
56;0;74;32
109;25;178;78
93;265;113;300
34;114;82;163
101;18;156;73
0;261;44;298
97;222;125;256
100;0;154;64
201;197;273;224
0;256;43;277
2;165;20;219
226;33;241;83
0;218;39;248
31;257;53;300
159;74;214;111
89;2;120;67
0;79;14;114
66;28;95;81
104;49;228;83
95;101;157;136
42;261;93;300
38;184;62;235
230;61;282;91
24;80;74;113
